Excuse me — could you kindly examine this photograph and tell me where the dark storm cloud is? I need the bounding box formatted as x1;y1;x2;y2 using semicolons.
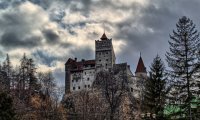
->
87;31;99;40
42;29;59;44
114;0;200;71
53;68;65;86
116;0;180;48
32;50;58;67
0;1;43;50
70;47;94;60
0;9;31;33
0;0;53;9
60;0;92;15
0;0;22;9
0;32;41;49
28;0;53;9
0;51;4;58
59;42;72;48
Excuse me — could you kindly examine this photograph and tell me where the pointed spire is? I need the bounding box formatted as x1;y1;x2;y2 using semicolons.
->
100;33;108;40
135;53;147;73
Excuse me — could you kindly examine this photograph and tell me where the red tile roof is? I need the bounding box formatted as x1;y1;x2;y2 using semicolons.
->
65;58;95;72
100;33;108;40
81;60;95;65
65;58;75;65
135;56;147;73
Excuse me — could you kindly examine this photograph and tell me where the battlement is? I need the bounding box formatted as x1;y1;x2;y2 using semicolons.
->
95;39;112;51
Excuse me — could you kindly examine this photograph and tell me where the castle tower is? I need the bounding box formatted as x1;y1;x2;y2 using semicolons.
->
135;55;147;78
95;33;116;72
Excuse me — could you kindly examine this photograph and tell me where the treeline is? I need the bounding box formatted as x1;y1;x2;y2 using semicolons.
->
0;54;65;120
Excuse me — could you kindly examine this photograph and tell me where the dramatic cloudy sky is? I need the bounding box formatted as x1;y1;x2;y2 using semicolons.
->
0;0;200;86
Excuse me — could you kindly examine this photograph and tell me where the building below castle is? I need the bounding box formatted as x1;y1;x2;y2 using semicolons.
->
65;33;147;98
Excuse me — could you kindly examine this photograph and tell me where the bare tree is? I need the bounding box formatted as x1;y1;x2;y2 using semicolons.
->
94;64;128;120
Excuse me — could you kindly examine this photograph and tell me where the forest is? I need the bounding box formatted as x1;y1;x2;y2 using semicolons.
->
0;16;200;120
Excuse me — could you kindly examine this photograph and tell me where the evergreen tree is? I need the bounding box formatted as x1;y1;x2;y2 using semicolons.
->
5;54;12;89
1;54;12;90
18;53;28;91
5;54;12;76
143;55;167;119
0;92;16;120
27;58;39;92
166;16;200;119
17;54;40;99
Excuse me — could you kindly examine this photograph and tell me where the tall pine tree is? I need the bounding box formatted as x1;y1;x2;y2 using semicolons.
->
1;54;12;91
27;58;38;93
143;55;167;119
166;16;200;119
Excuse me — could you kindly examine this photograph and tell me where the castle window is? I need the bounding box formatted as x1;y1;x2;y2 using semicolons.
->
76;79;78;82
106;52;108;54
131;88;133;92
99;59;101;62
85;85;87;88
85;72;86;75
87;78;90;81
78;86;80;89
73;87;75;90
106;59;108;61
88;85;90;88
106;64;107;69
72;80;74;82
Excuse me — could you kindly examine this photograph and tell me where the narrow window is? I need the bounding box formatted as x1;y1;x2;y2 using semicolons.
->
73;87;75;90
87;78;90;81
85;85;87;88
85;72;86;75
78;86;80;89
88;85;90;88
131;88;133;92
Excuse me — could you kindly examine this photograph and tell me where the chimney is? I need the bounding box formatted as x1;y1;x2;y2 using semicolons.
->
75;58;77;61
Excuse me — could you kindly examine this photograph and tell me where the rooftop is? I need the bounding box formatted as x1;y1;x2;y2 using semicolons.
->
135;56;147;73
100;33;108;40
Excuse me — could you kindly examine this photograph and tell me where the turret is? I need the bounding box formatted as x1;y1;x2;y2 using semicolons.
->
95;33;116;72
135;55;147;78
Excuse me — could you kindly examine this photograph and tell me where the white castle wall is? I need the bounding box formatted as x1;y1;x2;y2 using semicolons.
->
67;34;147;95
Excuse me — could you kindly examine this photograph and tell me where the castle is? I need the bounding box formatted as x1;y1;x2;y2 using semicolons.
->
65;33;147;98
